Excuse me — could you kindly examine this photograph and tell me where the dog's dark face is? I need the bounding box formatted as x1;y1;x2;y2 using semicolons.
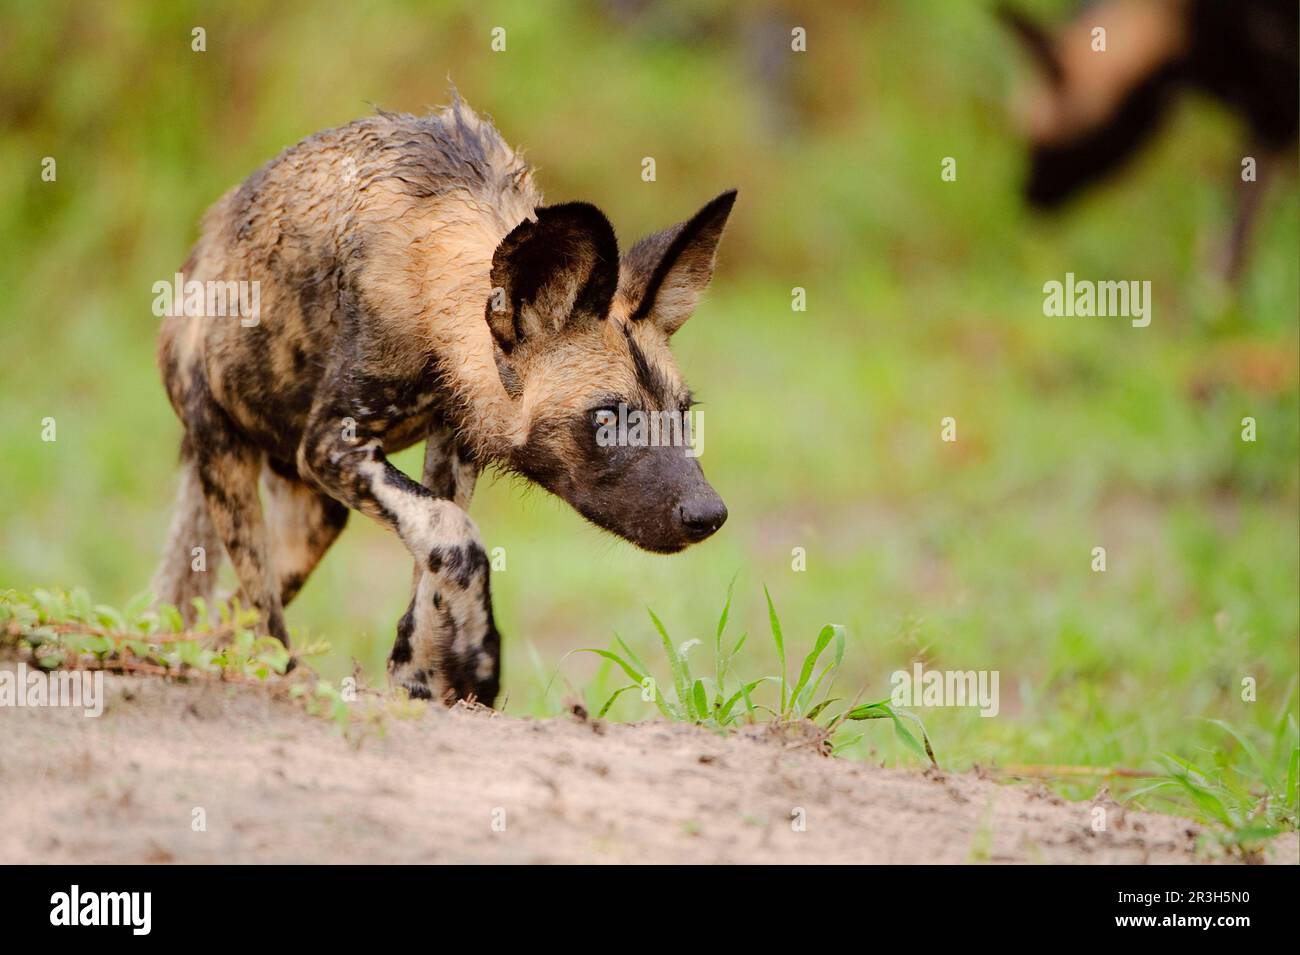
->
487;191;735;553
998;2;1188;207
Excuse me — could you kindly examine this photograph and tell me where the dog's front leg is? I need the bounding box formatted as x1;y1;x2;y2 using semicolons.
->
298;401;501;704
392;548;501;705
391;428;502;704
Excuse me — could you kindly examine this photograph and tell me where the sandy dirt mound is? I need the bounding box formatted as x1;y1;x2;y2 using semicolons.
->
1;671;1294;864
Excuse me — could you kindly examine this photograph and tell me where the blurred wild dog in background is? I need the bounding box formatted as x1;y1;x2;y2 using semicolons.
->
998;0;1298;279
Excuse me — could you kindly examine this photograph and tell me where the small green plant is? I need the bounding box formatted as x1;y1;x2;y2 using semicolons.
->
0;586;302;679
1128;701;1299;857
577;580;937;766
0;588;461;740
289;679;353;730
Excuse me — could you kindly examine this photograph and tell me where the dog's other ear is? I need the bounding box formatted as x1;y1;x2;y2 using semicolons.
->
487;202;619;354
996;4;1063;85
624;189;737;336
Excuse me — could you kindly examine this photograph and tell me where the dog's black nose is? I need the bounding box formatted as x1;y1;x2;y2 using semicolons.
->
679;495;727;542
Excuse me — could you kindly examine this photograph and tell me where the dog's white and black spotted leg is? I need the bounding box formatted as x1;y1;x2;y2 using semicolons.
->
299;404;501;704
387;426;501;705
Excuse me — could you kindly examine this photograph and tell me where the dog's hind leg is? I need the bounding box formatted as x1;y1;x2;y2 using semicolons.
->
150;439;223;624
262;463;350;608
183;392;290;650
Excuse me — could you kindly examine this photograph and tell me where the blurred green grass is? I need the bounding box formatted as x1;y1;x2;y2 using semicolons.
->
1;0;1296;813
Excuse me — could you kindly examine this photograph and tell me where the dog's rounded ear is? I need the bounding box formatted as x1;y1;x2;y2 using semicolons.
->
624;189;737;336
486;202;619;354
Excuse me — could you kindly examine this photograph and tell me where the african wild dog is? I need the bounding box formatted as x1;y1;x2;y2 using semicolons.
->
152;97;735;705
998;0;1298;277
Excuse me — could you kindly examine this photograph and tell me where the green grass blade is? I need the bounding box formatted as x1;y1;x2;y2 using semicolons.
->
895;708;938;767
613;633;656;682
716;690;743;724
1170;772;1233;826
1203;718;1275;789
714;573;737;705
831;731;864;755
677;639;699;694
738;672;759;722
803;661;838;711
717;676;776;724
692;679;709;722
845;699;937;766
1284;746;1298;812
1160;755;1235;827
763;585;787;715
805;698;841;722
789;624;838;713
579;647;674;720
716;573;736;646
723;633;748;688
579;647;644;685
648;608;692;715
597;684;641;719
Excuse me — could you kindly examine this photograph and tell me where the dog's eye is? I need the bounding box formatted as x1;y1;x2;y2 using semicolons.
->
592;409;617;429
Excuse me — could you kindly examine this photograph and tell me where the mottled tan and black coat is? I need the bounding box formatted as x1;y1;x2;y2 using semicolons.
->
154;98;735;704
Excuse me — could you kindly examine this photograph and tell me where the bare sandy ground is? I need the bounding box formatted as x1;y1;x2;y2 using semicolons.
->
1;671;1295;865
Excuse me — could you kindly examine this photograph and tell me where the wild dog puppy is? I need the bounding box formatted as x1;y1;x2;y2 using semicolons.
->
998;0;1298;277
153;97;736;705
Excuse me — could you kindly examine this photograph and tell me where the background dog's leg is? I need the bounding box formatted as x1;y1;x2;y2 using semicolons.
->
1220;148;1272;283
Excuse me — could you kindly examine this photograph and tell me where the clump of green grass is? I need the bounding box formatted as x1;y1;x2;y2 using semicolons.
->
0;586;299;679
0;587;441;738
577;580;937;766
1129;700;1299;857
